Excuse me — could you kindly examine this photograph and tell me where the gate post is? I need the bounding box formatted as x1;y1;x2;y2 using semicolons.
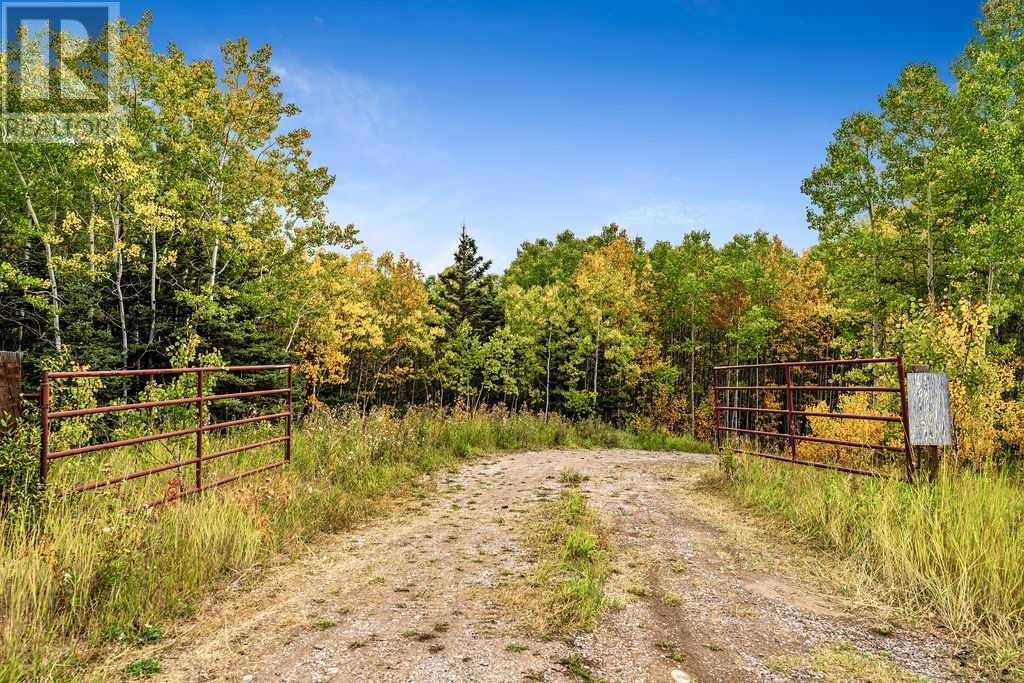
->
196;369;204;492
712;368;722;451
785;365;796;461
285;365;293;462
39;371;50;486
896;358;914;482
906;363;951;483
0;351;23;427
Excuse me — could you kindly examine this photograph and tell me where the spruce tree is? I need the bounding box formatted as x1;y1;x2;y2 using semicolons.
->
431;225;503;338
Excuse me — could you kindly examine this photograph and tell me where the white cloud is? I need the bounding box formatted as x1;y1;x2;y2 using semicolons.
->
271;55;429;170
325;181;468;275
613;198;770;244
270;55;468;273
617;201;708;229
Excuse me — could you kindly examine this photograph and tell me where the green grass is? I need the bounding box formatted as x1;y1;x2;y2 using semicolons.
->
122;658;160;679
559;654;600;681
510;469;611;636
0;407;700;681
718;452;1024;675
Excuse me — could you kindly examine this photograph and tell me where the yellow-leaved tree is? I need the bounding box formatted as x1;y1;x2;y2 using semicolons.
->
295;251;383;404
893;301;1024;464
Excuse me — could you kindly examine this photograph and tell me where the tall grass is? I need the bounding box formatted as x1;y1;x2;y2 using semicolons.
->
719;453;1024;673
0;407;699;681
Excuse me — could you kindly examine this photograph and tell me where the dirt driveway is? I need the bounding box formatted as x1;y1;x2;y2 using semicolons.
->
122;449;963;682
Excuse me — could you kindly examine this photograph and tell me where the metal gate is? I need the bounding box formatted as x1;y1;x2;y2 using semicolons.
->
713;357;913;479
40;364;293;504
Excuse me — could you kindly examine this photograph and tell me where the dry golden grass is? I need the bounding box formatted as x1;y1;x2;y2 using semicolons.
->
0;408;690;681
721;452;1024;676
769;641;926;682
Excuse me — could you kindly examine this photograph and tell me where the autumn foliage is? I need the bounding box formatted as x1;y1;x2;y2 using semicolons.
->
2;5;1024;471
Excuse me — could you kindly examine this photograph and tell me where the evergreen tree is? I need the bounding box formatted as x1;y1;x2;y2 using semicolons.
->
430;225;503;338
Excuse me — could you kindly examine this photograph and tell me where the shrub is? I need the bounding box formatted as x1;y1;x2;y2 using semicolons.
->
892;301;1024;464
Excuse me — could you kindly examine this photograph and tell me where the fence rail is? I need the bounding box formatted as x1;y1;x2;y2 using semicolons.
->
713;357;913;479
40;364;293;505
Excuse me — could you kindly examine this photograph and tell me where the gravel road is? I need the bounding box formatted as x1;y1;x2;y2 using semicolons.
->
120;449;963;682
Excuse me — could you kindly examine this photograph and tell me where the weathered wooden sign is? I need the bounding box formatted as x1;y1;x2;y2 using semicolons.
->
906;371;952;446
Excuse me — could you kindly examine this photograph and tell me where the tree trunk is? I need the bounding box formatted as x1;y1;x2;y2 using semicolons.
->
148;224;158;349
867;201;880;357
592;321;600;411
88;195;97;321
6;146;61;352
109;195;128;370
926;181;935;306
690;314;696;437
544;328;552;421
284;311;304;352
986;263;995;306
42;237;61;353
209;236;220;288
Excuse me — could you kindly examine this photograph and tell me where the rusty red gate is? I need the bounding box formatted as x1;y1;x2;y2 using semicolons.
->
713;357;914;479
40;365;293;504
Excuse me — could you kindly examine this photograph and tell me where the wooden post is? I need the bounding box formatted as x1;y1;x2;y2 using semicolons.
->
897;357;914;482
0;351;23;428
906;364;952;482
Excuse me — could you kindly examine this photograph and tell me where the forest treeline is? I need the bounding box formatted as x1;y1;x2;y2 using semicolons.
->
2;3;1023;463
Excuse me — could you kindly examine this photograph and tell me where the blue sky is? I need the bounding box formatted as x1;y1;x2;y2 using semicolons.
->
132;0;981;273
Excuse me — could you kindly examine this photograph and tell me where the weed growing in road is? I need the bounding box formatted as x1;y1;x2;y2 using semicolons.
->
626;584;650;598
559;470;587;486
559;655;599;681
401;629;436;642
655;641;685;663
502;469;611;637
134;625;162;645
604;596;626;610
123;658;160;679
